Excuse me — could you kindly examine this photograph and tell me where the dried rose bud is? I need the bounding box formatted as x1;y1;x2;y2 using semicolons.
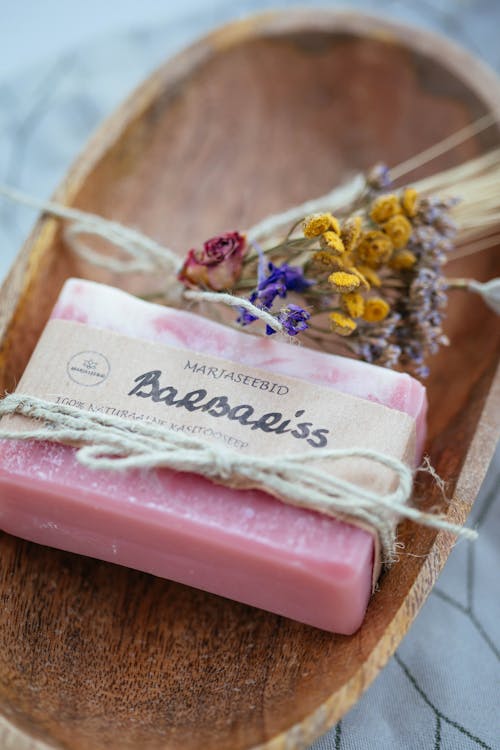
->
178;231;247;291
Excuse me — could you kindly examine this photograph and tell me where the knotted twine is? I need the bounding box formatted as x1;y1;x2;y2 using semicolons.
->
0;393;477;564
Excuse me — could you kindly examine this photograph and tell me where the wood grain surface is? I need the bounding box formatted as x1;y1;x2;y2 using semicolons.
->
0;10;499;750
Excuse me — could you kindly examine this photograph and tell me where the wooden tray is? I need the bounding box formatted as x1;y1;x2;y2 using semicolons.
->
0;10;499;750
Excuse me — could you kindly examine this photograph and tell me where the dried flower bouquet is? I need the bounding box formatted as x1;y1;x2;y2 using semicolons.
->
176;147;499;378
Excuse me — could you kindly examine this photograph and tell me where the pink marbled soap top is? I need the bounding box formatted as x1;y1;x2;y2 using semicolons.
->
52;279;427;459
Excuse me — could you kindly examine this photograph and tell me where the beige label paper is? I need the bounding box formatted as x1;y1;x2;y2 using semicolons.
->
6;319;418;583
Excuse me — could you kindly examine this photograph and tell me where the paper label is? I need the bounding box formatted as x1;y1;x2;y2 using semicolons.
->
5;319;417;584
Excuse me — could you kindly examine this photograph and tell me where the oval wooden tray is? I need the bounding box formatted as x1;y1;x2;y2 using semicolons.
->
0;10;499;750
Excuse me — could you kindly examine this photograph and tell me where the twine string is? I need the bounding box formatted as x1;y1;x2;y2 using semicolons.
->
0;394;477;563
183;289;286;333
62;220;177;276
0;183;180;276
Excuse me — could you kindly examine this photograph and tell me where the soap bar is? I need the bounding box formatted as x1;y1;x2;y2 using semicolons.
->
0;279;427;633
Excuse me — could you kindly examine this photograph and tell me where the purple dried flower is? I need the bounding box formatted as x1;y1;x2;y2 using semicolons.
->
366;163;393;191
237;262;312;329
415;197;458;239
256;262;312;308
236;299;259;327
266;304;310;336
434;213;458;238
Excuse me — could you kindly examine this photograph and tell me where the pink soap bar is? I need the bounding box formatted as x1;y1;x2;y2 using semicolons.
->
0;280;427;633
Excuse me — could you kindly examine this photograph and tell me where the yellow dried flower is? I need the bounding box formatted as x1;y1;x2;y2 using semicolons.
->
330;311;357;336
357;264;382;287
401;187;419;218
328;270;361;293
348;266;370;290
356;231;393;267
341;292;365;318
320;231;345;255
329;215;341;234
363;297;390;323
311;251;345;270
339;253;355;269
370;194;401;224
303;212;340;237
390;249;417;271
340;216;362;253
382;214;413;249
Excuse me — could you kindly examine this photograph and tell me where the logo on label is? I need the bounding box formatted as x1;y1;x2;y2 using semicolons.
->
67;350;110;387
